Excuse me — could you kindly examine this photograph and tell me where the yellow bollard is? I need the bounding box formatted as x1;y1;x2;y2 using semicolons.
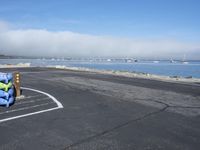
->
13;72;21;97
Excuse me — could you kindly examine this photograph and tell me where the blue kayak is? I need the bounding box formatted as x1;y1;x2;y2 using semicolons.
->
0;72;14;107
8;88;14;96
0;90;9;99
0;88;14;99
0;97;15;107
0;73;13;84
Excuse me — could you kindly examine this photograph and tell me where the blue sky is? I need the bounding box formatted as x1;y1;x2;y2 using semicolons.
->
0;0;200;58
0;0;199;38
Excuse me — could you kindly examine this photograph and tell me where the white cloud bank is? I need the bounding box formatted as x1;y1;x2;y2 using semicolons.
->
0;21;200;59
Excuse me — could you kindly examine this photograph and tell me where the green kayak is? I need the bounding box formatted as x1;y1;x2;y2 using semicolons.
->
0;81;12;92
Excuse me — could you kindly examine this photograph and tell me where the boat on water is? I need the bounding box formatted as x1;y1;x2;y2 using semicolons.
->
182;61;189;64
153;60;159;63
170;58;176;63
107;59;111;62
180;54;189;64
127;59;132;63
125;58;138;63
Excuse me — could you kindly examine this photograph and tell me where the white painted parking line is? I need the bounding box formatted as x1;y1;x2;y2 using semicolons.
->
15;97;50;105
20;94;45;99
0;87;63;123
21;87;63;108
0;102;54;115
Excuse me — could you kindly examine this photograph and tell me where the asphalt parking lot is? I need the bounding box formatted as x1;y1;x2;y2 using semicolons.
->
0;67;200;150
0;87;61;123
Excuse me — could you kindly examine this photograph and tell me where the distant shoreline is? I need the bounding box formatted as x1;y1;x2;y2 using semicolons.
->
48;65;200;84
0;63;199;84
1;57;200;62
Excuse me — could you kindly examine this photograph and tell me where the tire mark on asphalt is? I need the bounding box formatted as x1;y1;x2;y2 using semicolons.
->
63;97;200;149
170;106;200;108
63;106;169;150
135;98;200;109
62;86;198;148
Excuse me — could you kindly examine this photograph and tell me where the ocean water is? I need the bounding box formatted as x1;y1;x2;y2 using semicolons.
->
0;59;200;78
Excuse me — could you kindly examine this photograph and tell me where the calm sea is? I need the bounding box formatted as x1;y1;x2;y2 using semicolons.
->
0;59;200;78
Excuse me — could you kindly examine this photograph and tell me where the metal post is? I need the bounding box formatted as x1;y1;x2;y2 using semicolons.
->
13;72;21;97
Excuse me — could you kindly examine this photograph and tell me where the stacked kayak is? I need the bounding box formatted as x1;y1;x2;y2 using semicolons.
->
0;73;15;107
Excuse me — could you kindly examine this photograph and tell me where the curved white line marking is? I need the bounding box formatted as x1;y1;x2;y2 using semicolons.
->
21;87;63;108
0;87;63;123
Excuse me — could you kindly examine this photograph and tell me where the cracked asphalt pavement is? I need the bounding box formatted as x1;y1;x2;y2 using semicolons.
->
0;67;200;150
